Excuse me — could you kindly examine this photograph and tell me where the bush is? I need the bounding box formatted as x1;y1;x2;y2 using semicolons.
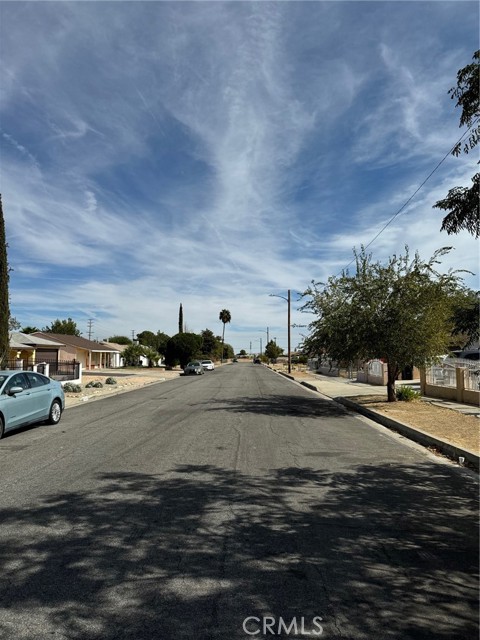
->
395;385;421;401
85;380;103;389
63;382;82;393
105;377;117;385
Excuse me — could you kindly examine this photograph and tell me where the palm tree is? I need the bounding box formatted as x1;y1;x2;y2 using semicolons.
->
219;309;231;363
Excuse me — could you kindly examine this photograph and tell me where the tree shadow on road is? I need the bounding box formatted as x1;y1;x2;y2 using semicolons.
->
195;393;349;419
0;462;477;640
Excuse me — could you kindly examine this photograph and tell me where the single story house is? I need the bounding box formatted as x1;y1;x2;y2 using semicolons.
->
100;342;127;368
100;341;165;368
8;332;65;369
31;332;121;371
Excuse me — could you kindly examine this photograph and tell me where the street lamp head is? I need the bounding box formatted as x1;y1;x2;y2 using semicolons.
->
269;293;288;302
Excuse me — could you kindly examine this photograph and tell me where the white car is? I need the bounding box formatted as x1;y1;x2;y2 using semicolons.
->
201;360;215;371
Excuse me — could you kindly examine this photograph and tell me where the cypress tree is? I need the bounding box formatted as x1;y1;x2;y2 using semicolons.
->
178;303;184;334
0;195;10;367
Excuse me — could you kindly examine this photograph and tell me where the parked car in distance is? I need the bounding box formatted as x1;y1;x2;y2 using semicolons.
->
184;361;205;375
0;370;65;438
201;359;215;371
254;358;262;364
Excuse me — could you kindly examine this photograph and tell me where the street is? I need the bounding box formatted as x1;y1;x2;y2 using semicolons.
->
0;363;478;640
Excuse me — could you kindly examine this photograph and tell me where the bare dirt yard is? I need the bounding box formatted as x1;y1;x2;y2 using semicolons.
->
64;369;180;407
349;395;479;455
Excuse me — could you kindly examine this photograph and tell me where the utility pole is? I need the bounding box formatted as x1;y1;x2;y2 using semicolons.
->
269;289;292;374
87;319;94;341
287;289;291;374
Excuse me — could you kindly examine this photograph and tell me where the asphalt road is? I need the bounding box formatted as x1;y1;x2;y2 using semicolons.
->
0;363;478;640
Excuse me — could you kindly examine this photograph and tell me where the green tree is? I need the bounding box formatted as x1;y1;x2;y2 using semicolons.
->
164;332;203;368
223;343;235;360
200;328;221;359
301;247;465;402
450;289;479;348
219;309;231;363
21;326;40;334
136;330;156;347
142;346;161;368
178;304;184;334
121;344;145;367
107;336;133;345
155;331;170;356
434;50;479;237
136;330;170;355
0;195;9;367
43;318;81;336
265;340;284;362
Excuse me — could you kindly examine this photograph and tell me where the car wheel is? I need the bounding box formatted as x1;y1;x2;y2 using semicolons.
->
0;415;4;439
47;400;62;425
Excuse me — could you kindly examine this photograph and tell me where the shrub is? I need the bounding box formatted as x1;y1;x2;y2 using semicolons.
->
395;385;421;401
105;377;117;385
85;380;103;389
63;382;82;393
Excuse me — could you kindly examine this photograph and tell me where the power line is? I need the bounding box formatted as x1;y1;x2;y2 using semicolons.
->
87;318;94;341
336;118;479;276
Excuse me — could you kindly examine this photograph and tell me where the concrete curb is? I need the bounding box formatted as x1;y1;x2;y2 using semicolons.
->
336;397;479;471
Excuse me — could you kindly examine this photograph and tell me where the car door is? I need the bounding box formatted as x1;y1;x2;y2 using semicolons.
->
24;372;53;422
1;373;35;430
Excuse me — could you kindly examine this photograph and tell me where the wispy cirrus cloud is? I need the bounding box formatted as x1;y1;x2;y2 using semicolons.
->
1;1;478;349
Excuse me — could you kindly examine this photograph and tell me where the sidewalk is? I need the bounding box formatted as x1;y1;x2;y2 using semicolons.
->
278;369;479;470
291;372;479;417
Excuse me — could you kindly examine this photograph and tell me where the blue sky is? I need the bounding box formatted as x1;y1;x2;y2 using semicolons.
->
1;1;478;354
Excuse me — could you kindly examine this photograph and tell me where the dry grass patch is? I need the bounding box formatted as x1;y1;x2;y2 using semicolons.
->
349;395;480;454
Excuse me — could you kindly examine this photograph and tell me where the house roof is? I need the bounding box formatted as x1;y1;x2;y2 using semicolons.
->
32;332;120;353
100;342;129;352
10;337;34;351
10;332;66;349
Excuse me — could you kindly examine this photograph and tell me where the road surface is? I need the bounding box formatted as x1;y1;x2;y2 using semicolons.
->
0;363;478;639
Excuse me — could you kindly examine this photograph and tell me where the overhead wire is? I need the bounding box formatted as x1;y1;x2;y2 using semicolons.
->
336;117;479;276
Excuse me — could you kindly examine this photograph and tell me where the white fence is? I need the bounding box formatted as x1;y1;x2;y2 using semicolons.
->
426;358;479;389
464;368;480;391
426;365;457;387
421;358;479;405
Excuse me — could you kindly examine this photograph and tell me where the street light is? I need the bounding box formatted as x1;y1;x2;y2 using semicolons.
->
269;289;291;373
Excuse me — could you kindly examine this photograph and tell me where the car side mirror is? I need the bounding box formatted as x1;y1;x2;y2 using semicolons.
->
8;386;24;396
